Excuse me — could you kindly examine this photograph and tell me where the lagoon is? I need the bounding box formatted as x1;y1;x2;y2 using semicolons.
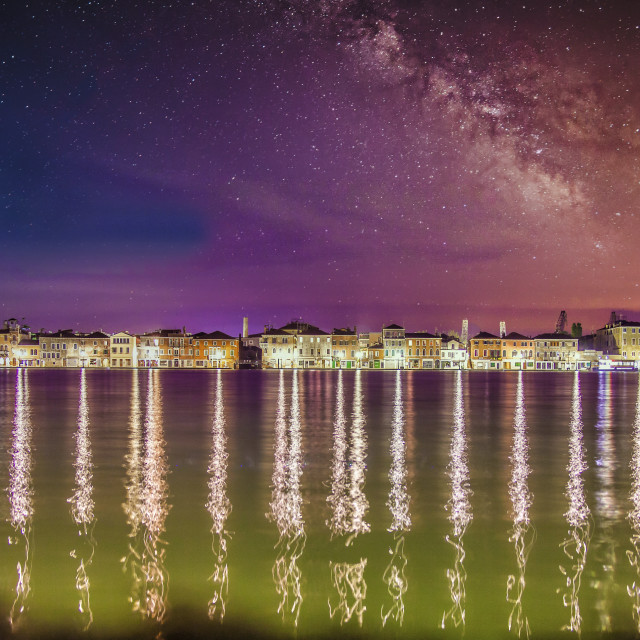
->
1;368;639;638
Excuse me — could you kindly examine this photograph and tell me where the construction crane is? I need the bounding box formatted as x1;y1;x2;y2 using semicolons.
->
555;310;568;334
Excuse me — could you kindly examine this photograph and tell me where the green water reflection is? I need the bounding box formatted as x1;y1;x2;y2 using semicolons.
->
2;368;640;637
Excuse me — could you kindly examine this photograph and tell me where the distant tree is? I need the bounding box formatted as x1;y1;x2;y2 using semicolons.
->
571;322;582;338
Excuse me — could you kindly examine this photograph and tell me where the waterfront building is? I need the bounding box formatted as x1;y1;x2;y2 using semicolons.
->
193;331;239;368
240;333;263;368
295;327;331;368
382;323;406;369
151;328;194;368
594;317;640;359
469;332;502;369
405;331;441;369
260;327;296;368
40;330;77;367
500;332;535;370
138;332;162;367
330;327;359;369
109;331;137;368
363;341;384;369
533;332;579;370
0;318;25;366
12;336;40;367
440;335;468;369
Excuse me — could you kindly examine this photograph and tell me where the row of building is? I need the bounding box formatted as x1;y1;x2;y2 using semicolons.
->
1;313;639;371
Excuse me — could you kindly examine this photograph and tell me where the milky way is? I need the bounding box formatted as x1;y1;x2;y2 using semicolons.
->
2;0;639;334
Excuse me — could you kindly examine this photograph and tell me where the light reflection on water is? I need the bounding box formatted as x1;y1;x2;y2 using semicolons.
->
68;369;95;630
206;369;231;621
592;371;619;631
506;371;534;638
4;370;640;637
269;370;305;626
328;370;369;626
559;371;592;633
381;370;411;627
122;369;170;624
442;370;472;630
7;369;34;629
628;374;640;628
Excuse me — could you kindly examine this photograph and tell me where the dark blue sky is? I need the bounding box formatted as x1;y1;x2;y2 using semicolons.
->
2;0;640;336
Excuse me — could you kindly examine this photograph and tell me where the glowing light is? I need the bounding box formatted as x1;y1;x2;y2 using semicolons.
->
206;369;231;621
559;372;591;633
382;370;410;627
123;369;170;623
67;368;95;630
506;371;534;638
387;370;411;533
7;369;34;630
329;559;367;626
327;369;370;543
627;374;640;629
592;372;617;631
269;370;305;626
122;370;145;613
442;370;472;630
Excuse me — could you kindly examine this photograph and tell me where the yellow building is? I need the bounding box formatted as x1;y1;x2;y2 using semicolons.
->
595;317;640;360
11;337;40;367
331;328;359;369
109;331;137;368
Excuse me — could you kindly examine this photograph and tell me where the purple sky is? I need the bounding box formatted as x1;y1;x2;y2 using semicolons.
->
2;1;640;337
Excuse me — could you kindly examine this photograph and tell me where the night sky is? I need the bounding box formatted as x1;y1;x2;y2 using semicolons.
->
2;0;640;336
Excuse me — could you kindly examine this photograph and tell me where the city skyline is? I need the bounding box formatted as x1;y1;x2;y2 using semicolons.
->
3;1;639;335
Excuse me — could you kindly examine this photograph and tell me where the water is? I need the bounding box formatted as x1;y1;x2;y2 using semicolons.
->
1;368;640;638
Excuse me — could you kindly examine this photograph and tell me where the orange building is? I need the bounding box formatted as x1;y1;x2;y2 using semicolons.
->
193;331;239;368
405;332;442;369
469;332;502;369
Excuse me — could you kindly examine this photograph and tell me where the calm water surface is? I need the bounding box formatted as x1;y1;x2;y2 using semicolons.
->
1;368;640;638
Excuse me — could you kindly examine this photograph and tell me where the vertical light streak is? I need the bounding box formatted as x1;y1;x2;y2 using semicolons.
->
627;374;640;629
329;559;368;626
68;368;95;630
382;370;411;627
206;369;232;621
348;369;370;544
506;371;534;638
122;370;145;614
327;371;349;536
442;370;472;630
269;370;305;626
327;370;369;626
139;369;170;622
592;372;618;631
559;372;591;633
7;369;34;629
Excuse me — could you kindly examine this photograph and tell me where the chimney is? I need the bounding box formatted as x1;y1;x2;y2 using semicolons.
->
243;317;249;338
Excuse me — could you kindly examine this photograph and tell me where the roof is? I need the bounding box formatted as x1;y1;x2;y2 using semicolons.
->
503;332;531;340
597;320;640;331
472;331;499;339
193;331;235;340
405;331;438;339
533;332;575;340
262;328;291;336
383;323;404;330
298;327;329;336
332;328;356;336
279;321;323;333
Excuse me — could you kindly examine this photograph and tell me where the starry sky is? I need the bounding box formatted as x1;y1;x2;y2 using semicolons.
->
2;0;640;336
